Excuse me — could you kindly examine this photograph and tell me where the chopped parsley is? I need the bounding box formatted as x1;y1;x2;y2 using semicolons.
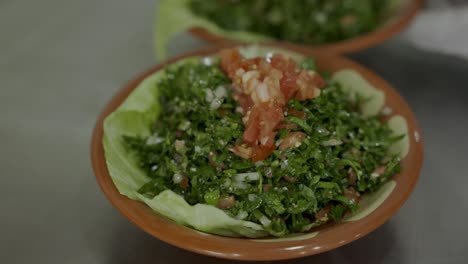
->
124;58;400;236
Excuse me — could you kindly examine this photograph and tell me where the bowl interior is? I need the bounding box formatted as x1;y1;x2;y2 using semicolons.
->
91;43;423;261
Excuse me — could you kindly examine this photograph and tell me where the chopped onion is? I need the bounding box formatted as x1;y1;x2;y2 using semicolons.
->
256;82;270;102
242;115;250;124
275;139;282;147
172;173;182;184
210;98;223;110
233;181;248;190
381;106;393;116
202;56;213;66
223;179;231;188
248;194;257;201
235;68;245;77
316;127;329;135
234;172;260;182
260;136;269;146
322;139;343;146
259;216;272;226
241;70;259;84
235;211;248;220
265;52;273;63
214;85;227;98
146;135;163;145
205;89;214;102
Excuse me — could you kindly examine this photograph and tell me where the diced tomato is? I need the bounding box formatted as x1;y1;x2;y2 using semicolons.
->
217;196;236;209
288;109;306;119
296;70;326;101
280;75;299;100
270;54;297;72
271;55;301;100
219;49;242;79
276;121;298;130
258;59;272;76
312;73;326;88
283;175;298;183
243;103;283;147
235;92;254;113
263;184;272;192
243;108;260;144
219;49;325;161
263;76;285;105
348;169;357;186
343;187;360;204
314;205;332;221
179;175;189;189
251;144;276;162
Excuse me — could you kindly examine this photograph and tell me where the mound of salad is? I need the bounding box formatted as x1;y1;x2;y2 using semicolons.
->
103;47;403;237
190;0;390;44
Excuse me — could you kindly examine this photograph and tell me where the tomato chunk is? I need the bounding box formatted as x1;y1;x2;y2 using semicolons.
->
251;144;276;162
219;48;325;161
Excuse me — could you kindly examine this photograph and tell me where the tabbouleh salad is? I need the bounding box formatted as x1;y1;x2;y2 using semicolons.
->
123;48;401;236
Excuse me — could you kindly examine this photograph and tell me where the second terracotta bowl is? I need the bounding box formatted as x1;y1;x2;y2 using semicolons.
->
91;43;423;261
190;0;423;54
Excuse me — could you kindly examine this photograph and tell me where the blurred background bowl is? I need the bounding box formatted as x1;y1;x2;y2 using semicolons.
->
189;0;423;54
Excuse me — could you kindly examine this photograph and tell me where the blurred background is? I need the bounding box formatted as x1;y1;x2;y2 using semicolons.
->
1;0;467;263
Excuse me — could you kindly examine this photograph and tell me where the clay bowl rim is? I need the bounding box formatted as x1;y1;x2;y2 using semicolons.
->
91;43;424;261
189;0;423;54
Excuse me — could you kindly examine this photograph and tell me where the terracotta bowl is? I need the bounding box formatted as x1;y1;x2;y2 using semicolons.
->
91;44;424;261
189;0;423;54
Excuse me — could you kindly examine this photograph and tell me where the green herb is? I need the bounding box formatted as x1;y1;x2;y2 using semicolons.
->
329;204;346;221
204;190;220;205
